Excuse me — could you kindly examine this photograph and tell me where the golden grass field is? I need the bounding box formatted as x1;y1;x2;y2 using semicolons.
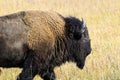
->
0;0;120;80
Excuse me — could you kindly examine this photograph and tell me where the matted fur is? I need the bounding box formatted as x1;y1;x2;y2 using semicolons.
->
23;11;65;60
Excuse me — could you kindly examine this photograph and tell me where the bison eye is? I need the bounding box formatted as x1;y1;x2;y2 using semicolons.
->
68;33;74;39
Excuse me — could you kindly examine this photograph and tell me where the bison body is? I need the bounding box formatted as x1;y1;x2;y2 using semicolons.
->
0;11;91;80
0;12;28;67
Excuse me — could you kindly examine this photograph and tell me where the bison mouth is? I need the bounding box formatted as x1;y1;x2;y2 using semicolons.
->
76;61;85;69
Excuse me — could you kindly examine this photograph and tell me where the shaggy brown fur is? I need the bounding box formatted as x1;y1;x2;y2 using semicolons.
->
0;11;91;80
23;11;65;60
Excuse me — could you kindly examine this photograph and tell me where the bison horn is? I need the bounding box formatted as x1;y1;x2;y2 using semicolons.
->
81;18;86;33
82;18;86;28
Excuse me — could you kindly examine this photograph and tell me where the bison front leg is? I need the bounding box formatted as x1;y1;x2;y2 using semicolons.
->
17;51;37;80
40;68;56;80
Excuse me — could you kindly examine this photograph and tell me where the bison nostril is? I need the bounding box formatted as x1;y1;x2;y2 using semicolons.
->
86;49;92;56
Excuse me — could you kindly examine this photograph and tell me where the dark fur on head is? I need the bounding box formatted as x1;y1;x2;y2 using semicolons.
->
65;17;83;40
64;16;91;69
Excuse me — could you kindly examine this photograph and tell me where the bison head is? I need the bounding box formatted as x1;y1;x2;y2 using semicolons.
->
65;17;91;69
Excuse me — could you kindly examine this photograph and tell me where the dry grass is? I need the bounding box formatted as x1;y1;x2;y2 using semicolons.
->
0;0;120;80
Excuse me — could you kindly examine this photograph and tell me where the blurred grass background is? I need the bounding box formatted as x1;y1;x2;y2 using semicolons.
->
0;0;120;80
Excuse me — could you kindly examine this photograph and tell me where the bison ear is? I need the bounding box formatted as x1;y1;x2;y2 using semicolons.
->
81;18;86;33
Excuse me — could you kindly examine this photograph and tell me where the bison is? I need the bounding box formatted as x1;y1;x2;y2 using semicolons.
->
0;11;91;80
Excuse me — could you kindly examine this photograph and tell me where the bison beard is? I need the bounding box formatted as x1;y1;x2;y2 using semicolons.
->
0;11;91;80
